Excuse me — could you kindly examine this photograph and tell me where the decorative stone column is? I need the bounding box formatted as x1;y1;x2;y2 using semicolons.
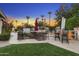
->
9;32;18;44
9;28;18;44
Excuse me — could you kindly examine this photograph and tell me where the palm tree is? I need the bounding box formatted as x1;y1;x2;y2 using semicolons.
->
26;16;31;32
41;15;44;28
41;15;44;22
26;16;30;26
43;18;46;27
48;12;52;26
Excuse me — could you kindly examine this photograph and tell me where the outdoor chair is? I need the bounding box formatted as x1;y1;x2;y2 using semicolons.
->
71;31;75;40
61;31;69;43
18;32;24;40
74;31;78;40
72;32;77;40
54;30;60;41
55;32;60;41
67;31;75;40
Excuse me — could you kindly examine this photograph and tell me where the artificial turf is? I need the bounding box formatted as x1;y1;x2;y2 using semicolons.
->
0;43;78;56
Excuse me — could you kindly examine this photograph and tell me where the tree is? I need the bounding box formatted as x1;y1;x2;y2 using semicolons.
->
55;4;67;19
55;3;79;30
65;16;79;30
26;16;30;25
41;15;44;21
38;21;43;29
71;4;79;16
55;4;79;20
65;4;79;30
41;15;45;28
48;12;52;26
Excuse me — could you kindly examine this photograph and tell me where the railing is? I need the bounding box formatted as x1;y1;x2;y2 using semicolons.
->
18;31;48;41
18;29;77;43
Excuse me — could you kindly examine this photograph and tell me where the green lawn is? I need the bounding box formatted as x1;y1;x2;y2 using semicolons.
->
0;43;78;56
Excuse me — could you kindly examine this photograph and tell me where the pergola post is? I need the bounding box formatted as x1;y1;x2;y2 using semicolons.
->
60;17;66;41
0;18;3;34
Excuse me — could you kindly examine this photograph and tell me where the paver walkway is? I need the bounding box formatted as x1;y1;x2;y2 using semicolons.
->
0;41;10;47
48;38;79;54
9;39;47;44
47;33;79;54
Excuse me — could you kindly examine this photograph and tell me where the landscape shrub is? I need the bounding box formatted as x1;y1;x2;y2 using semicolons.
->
65;16;79;30
0;33;10;41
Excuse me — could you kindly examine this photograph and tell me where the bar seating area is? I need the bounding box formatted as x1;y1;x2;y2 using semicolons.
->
54;29;76;43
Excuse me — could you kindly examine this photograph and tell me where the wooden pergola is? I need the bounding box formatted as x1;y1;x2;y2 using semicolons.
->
0;10;11;34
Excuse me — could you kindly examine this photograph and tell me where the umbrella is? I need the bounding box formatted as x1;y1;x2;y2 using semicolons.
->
34;18;39;31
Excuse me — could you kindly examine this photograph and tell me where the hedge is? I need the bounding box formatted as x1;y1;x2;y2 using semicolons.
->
0;33;10;41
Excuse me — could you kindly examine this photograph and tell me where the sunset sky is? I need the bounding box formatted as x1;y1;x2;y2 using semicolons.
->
0;3;68;28
0;3;62;19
